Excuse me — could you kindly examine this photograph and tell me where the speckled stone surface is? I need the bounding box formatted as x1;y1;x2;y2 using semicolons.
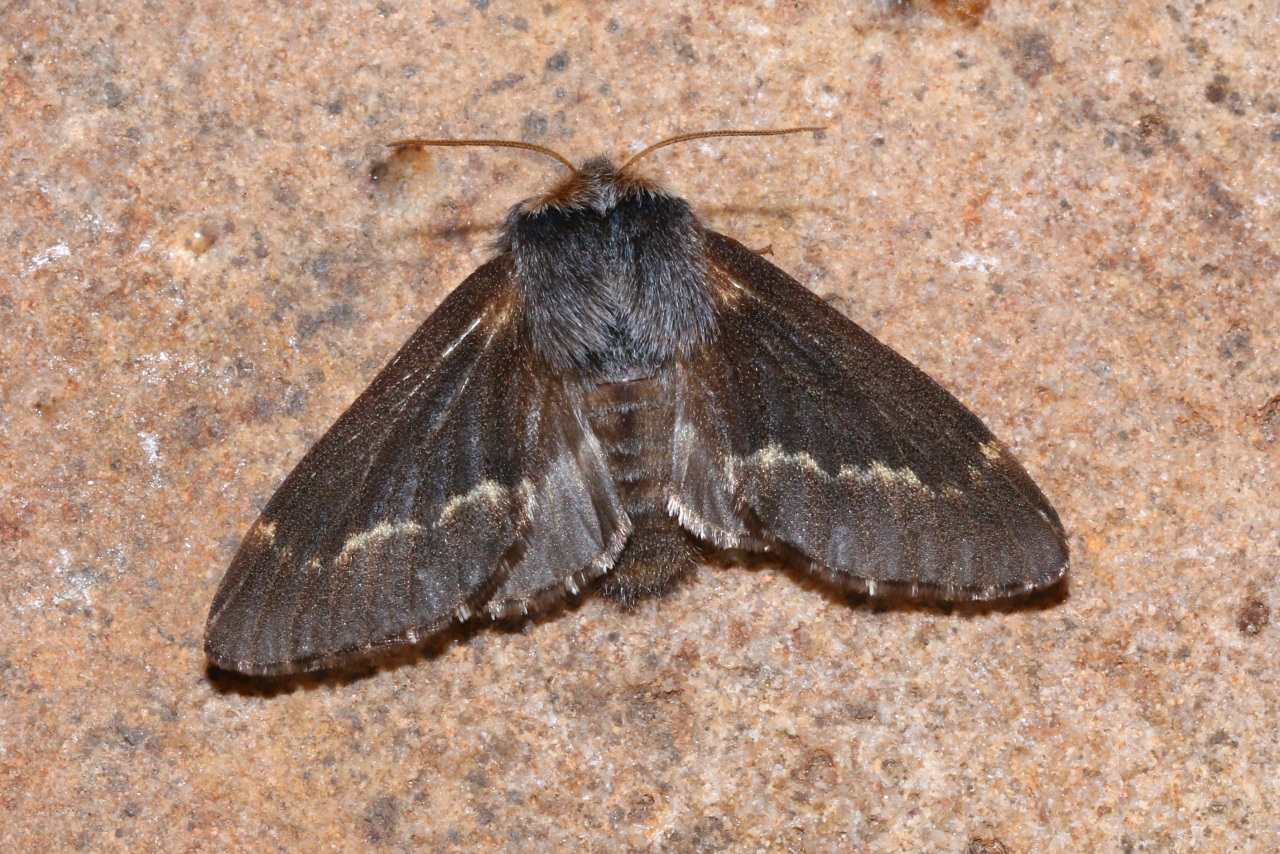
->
3;1;1277;850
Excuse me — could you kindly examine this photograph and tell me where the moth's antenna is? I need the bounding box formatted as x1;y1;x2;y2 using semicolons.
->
621;126;826;170
386;138;577;173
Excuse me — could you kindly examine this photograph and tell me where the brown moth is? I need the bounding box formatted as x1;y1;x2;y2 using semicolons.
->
205;130;1067;675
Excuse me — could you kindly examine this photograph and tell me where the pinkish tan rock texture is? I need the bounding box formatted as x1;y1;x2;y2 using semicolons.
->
2;1;1276;850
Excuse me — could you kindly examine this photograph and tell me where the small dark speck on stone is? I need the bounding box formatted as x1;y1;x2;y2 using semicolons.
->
227;358;252;380
369;160;390;183
118;721;149;747
252;394;275;420
1205;76;1229;105
295;303;357;340
673;40;698;64
376;2;394;15
308;252;336;280
1218;326;1251;361
1237;599;1270;635
1011;29;1055;85
1185;36;1209;59
1136;113;1177;146
848;702;877;721
607;17;621;33
1203;178;1242;220
1258;395;1280;444
104;81;125;109
870;135;885;147
488;73;524;94
546;51;569;72
522;112;549;140
362;795;399;845
473;0;489;10
174;404;222;449
272;184;300;207
327;101;344;115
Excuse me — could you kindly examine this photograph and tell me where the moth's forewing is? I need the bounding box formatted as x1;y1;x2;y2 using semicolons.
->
205;259;627;675
671;232;1067;600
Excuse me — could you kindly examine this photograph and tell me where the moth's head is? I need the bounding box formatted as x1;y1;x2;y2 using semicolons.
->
514;156;668;218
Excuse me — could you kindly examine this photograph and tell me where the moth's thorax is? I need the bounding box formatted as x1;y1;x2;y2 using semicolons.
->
499;158;718;379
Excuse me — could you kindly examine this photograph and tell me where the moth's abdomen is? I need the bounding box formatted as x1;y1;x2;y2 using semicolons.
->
585;375;695;604
585;376;673;513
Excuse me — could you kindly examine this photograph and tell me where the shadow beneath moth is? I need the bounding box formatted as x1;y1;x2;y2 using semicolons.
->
206;129;1068;676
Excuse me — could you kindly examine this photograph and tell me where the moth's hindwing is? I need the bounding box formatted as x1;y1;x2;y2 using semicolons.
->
481;380;630;618
671;231;1068;600
204;258;628;674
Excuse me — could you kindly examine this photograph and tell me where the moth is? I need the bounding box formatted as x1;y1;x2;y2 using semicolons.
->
205;129;1068;675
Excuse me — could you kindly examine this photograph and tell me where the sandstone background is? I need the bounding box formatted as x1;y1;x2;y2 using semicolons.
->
2;1;1277;850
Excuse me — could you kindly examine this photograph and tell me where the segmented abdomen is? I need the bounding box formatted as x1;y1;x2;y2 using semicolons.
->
584;375;675;517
